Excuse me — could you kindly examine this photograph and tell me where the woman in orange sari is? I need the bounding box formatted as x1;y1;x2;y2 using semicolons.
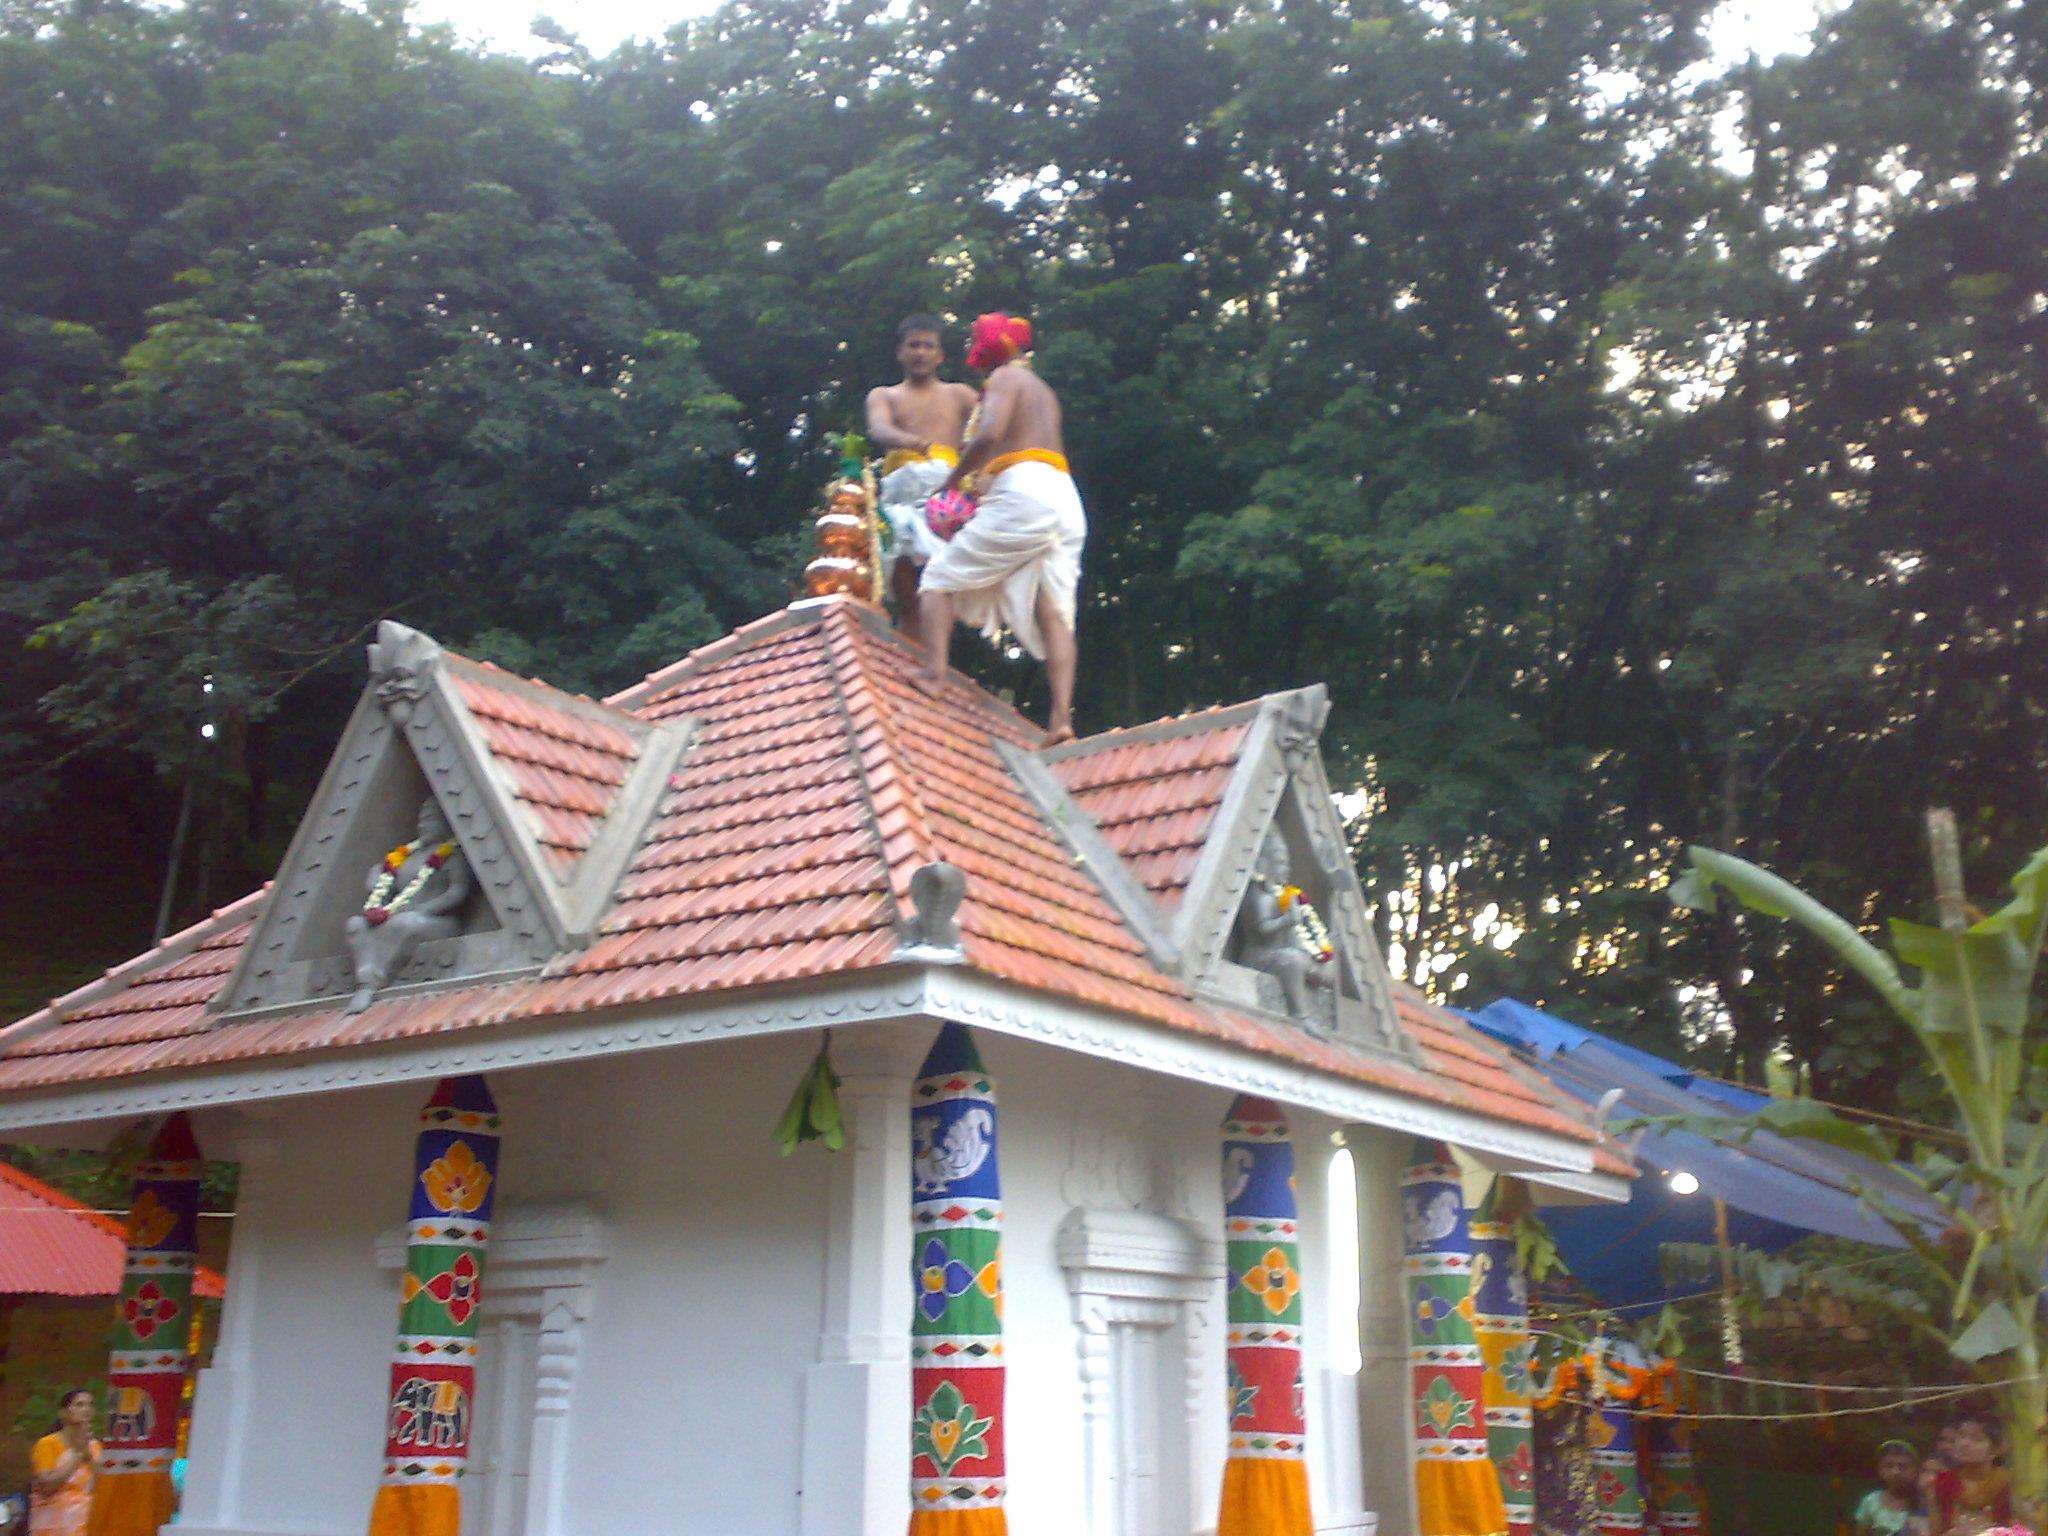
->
28;1389;99;1536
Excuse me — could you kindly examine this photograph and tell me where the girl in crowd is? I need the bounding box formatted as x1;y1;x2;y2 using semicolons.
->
1855;1440;1923;1536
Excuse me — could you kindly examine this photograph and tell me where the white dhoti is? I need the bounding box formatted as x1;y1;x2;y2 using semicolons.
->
879;453;954;567
920;456;1086;660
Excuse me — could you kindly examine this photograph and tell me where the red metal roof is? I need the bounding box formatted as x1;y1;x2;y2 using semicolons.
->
0;599;1614;1159
0;1160;226;1299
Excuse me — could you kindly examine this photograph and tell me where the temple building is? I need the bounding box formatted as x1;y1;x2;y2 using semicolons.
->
0;593;1625;1536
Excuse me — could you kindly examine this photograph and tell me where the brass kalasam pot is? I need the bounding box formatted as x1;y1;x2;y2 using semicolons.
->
804;555;870;598
816;511;868;560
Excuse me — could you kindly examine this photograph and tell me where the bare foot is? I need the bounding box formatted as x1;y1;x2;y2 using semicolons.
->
1042;722;1076;748
915;669;947;699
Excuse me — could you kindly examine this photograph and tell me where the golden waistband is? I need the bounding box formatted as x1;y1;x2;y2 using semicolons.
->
880;444;960;476
979;448;1070;480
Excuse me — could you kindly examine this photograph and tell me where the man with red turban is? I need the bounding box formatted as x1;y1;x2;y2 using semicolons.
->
922;312;1086;745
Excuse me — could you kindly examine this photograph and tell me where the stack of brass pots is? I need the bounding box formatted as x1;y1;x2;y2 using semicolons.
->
803;473;878;600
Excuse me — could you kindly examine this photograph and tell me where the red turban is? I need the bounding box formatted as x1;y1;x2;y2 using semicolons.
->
967;312;1033;372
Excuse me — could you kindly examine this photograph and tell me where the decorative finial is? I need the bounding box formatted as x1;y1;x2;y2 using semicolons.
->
366;620;440;726
803;433;885;604
1277;686;1330;772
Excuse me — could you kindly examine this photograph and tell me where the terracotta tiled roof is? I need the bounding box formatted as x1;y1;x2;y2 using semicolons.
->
0;1160;225;1299
0;599;1615;1164
451;661;647;878
1047;707;1254;909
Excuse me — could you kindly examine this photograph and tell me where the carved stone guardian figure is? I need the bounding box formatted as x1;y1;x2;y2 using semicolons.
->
344;798;472;1014
1237;832;1334;1020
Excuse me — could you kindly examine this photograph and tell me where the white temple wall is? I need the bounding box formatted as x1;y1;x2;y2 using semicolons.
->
973;1030;1234;1536
179;1023;1386;1536
181;1035;834;1536
180;1082;435;1536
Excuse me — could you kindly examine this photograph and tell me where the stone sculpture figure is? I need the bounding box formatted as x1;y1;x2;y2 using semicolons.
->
344;798;472;1014
1238;831;1333;1020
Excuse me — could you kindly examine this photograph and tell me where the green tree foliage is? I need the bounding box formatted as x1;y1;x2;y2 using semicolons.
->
1;0;2042;1118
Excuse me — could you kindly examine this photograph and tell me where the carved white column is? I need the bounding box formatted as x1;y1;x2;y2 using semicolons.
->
525;1290;586;1536
799;1026;921;1536
1348;1127;1416;1536
1057;1206;1221;1536
179;1106;283;1531
1295;1127;1374;1535
1074;1301;1117;1536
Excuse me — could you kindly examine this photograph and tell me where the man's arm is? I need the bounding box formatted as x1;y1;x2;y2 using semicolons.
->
944;371;1018;490
865;387;927;454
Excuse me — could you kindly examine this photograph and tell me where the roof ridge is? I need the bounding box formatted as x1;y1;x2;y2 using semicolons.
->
447;653;652;736
834;601;1049;743
606;604;825;713
1045;696;1267;760
0;886;268;1056
821;605;939;931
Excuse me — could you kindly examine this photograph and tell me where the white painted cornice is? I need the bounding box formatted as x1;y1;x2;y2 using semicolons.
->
918;969;1624;1186
0;967;1626;1197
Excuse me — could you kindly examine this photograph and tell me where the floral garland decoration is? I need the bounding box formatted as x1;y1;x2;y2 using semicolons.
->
363;839;457;927
1268;880;1335;963
1531;1350;1679;1414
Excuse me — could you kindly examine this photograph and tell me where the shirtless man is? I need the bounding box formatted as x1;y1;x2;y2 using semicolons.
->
921;312;1086;745
865;315;977;627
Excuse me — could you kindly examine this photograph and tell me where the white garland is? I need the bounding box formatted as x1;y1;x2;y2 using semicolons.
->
365;840;455;920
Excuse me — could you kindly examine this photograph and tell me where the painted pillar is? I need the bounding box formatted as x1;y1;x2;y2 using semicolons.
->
88;1113;203;1536
366;1076;501;1536
1642;1414;1704;1535
908;1024;1006;1536
1403;1139;1506;1536
1469;1189;1535;1536
1591;1401;1646;1536
1216;1095;1313;1536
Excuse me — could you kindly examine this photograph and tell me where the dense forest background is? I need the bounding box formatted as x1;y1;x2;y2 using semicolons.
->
1;0;2042;1116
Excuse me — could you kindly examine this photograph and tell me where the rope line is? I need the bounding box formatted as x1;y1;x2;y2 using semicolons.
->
1550;1382;1992;1423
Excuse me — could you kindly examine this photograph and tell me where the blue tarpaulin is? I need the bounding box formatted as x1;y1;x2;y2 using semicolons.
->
1462;998;1942;1310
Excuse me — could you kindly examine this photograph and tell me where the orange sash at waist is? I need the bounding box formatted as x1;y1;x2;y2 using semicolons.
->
979;448;1070;481
880;444;960;476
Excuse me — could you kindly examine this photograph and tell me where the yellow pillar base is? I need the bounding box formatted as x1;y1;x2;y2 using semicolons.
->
86;1471;177;1536
907;1509;1008;1535
1415;1459;1509;1536
366;1483;460;1536
1217;1456;1313;1536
